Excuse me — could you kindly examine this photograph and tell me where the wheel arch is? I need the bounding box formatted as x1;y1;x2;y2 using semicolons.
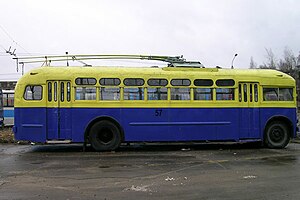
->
84;116;124;144
264;115;293;138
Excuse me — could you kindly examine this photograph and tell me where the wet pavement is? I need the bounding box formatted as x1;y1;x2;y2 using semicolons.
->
1;142;300;200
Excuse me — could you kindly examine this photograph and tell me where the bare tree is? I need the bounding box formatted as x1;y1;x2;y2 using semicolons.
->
278;47;296;72
249;56;257;69
261;48;277;69
297;51;300;67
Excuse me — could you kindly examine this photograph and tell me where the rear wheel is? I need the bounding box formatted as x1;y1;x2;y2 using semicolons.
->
89;120;121;151
264;121;290;149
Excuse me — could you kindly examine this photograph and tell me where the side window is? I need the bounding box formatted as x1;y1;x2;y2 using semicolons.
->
148;79;168;86
263;88;278;101
147;78;168;100
24;85;43;100
171;79;191;86
216;88;235;100
194;79;213;87
75;87;96;100
216;79;235;101
124;88;144;100
170;79;191;100
100;88;120;100
194;79;213;100
100;78;121;86
124;78;144;100
148;88;168;100
264;88;293;101
216;79;235;87
75;78;96;85
171;88;190;100
99;78;121;101
279;88;293;101
124;78;144;86
194;88;213;100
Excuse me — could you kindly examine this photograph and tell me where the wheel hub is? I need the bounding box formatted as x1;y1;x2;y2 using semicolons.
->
270;127;284;142
98;128;114;144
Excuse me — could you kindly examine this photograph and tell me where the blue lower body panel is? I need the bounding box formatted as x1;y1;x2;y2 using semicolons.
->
13;107;297;143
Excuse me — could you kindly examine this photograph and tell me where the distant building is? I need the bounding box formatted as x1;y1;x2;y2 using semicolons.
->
0;81;17;90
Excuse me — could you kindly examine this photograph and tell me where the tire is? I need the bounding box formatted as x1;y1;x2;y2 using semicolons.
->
89;120;121;151
264;121;290;149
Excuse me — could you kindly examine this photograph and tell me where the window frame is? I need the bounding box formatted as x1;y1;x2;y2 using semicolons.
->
216;88;235;101
123;78;144;86
75;78;97;85
263;87;293;101
194;79;213;87
123;87;145;100
75;86;97;100
170;87;191;100
147;87;168;101
194;88;213;101
216;79;235;87
100;87;121;101
147;78;168;87
23;85;43;101
99;78;121;86
171;79;191;86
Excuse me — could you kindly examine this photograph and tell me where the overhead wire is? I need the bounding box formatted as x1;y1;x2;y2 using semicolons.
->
0;24;32;56
0;73;21;75
0;43;7;51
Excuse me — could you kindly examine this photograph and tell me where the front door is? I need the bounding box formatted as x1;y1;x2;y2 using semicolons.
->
239;83;260;139
46;81;72;140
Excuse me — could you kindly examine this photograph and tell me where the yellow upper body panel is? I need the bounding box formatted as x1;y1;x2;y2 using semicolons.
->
14;66;296;108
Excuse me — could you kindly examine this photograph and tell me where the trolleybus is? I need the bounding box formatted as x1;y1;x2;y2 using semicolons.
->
2;89;14;126
13;55;297;151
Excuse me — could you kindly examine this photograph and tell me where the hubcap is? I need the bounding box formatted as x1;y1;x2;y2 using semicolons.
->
270;127;284;143
97;128;114;144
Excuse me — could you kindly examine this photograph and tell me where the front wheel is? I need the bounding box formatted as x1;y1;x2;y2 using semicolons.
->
89;120;121;151
264;121;290;149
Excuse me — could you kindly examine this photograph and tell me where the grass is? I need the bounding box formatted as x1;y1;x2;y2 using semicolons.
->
0;127;14;143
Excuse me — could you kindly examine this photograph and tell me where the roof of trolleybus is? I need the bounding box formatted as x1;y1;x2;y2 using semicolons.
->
15;66;295;87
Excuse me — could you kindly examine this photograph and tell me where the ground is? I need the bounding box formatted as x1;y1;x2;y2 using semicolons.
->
1;142;300;200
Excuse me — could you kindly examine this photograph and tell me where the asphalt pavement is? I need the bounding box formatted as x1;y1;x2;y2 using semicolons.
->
1;142;300;200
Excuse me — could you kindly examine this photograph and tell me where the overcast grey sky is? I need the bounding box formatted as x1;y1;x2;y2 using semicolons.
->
0;0;300;80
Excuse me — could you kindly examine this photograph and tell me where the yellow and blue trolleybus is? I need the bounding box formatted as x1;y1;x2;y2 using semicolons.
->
13;55;298;151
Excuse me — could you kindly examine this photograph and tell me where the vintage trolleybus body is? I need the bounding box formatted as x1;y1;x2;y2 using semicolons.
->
13;58;297;151
2;89;15;126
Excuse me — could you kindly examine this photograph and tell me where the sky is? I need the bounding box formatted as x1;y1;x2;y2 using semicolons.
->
0;0;300;80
